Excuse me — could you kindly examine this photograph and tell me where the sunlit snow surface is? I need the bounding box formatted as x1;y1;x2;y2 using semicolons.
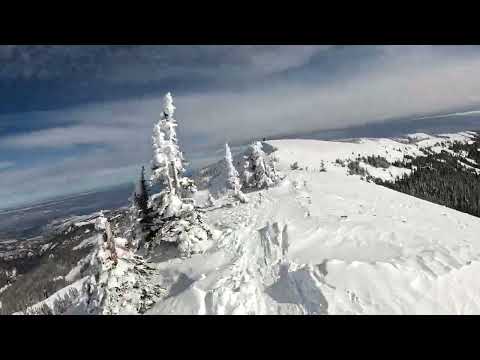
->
145;133;480;315
25;132;480;315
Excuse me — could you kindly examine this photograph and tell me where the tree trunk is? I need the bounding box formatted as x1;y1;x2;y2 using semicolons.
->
170;161;179;194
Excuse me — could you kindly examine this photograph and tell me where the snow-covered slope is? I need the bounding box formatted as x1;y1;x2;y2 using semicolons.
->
146;133;480;315
19;132;480;315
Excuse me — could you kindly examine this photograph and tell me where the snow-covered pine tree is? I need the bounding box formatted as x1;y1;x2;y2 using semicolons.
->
151;93;181;192
150;92;196;218
135;166;150;215
127;190;137;248
224;143;247;203
148;92;210;257
242;141;279;190
225;143;241;192
95;213;117;265
127;166;153;250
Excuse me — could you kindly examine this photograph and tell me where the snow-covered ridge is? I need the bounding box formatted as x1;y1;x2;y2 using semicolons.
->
266;131;477;182
270;131;476;169
15;130;480;315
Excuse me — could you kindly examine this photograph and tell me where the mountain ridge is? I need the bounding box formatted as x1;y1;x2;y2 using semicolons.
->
3;131;480;315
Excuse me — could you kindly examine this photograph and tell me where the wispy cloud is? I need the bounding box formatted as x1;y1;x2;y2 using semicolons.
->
0;45;329;83
0;45;333;115
0;161;14;170
7;47;480;151
414;110;480;120
2;45;480;209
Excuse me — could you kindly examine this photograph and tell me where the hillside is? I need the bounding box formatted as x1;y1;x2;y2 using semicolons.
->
4;132;480;315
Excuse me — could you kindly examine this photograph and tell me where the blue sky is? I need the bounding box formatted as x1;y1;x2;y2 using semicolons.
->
2;45;480;209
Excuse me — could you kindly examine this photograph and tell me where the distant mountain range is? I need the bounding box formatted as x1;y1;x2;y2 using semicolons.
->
0;184;132;240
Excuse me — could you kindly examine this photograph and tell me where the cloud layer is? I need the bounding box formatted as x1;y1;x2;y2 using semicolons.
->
0;45;327;82
2;45;480;209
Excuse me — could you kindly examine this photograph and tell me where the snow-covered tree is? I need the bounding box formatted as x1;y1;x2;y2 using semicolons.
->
225;143;241;192
135;166;150;215
79;214;120;315
224;143;247;203
148;92;210;257
242;141;279;190
151;92;183;195
154;210;212;257
150;92;197;219
127;193;138;249
95;213;117;266
128;166;153;250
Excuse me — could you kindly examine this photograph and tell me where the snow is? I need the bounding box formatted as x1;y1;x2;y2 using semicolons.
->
65;257;89;282
17;132;480;315
144;135;480;314
163;92;176;118
47;212;104;234
40;243;52;253
74;221;95;227
242;141;279;189
361;163;411;181
0;283;11;295
406;133;434;141
269;138;416;169
16;277;88;315
94;215;108;231
192;189;210;207
72;234;101;251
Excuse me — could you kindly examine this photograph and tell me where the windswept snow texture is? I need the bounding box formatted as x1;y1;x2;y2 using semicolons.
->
143;133;480;315
24;132;480;315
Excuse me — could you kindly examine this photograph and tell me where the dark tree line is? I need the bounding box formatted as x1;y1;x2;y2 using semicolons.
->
362;155;390;169
375;134;480;218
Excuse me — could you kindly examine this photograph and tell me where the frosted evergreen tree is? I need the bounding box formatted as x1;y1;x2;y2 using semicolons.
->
148;92;210;257
150;92;197;219
128;166;153;250
135;166;150;215
225;143;241;192
95;212;117;266
224;143;247;203
151;93;183;195
242;141;279;190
